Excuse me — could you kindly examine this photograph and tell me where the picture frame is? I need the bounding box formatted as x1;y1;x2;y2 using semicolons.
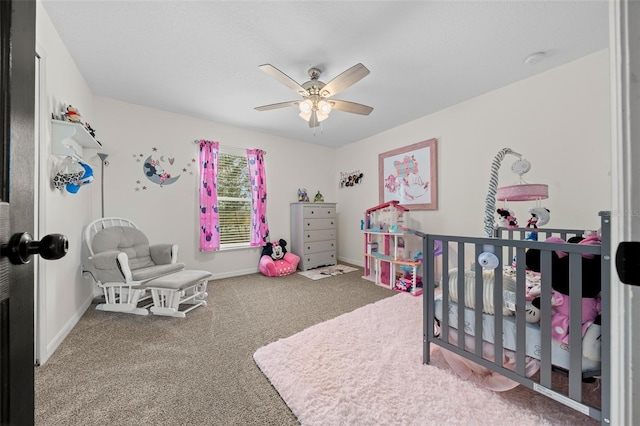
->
378;138;438;210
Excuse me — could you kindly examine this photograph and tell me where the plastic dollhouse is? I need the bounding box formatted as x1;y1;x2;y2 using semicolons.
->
362;201;423;295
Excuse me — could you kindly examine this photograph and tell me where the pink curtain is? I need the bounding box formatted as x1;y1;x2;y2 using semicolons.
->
246;149;269;246
199;140;220;251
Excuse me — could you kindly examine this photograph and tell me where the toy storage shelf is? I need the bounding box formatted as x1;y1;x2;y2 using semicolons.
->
51;119;102;159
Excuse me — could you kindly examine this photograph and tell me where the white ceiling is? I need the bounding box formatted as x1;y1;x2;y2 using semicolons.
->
41;0;609;148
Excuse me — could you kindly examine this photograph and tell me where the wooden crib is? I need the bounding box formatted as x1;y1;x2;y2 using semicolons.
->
420;211;610;423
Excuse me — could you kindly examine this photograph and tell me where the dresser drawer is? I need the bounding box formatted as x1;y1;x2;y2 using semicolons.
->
303;240;336;254
302;251;336;269
303;205;336;218
291;202;337;271
303;218;335;230
303;229;336;242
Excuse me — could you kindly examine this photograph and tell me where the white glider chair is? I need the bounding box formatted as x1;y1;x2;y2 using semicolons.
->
83;217;211;318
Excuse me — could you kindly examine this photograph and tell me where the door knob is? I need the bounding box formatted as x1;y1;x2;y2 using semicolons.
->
616;241;640;285
1;232;68;265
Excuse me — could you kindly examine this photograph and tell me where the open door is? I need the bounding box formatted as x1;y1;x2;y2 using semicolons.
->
0;1;67;423
0;1;37;422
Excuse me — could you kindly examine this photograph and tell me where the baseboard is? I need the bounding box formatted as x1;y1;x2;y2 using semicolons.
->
39;294;93;366
210;267;260;280
337;256;364;268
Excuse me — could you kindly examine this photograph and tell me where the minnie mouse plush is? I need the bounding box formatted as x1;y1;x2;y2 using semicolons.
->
496;208;518;229
524;235;601;347
259;239;300;277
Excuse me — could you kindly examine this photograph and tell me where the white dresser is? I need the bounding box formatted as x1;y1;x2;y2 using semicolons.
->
290;202;337;271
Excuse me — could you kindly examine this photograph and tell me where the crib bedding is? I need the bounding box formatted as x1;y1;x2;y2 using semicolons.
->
434;296;600;373
446;267;518;316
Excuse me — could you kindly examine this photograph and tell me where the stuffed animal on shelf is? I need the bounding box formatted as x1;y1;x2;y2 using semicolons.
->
64;105;82;123
524;235;601;346
259;239;300;277
297;188;309;202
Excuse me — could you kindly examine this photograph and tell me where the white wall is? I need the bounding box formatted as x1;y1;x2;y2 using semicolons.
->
36;2;100;364
92;97;337;278
335;49;611;266
37;2;336;362
35;0;611;364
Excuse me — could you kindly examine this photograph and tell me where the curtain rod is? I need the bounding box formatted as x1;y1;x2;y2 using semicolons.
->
192;140;266;155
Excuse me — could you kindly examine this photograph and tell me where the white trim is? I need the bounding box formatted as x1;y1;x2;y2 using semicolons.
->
337;256;364;268
208;267;259;280
41;295;93;365
609;0;639;423
35;42;48;366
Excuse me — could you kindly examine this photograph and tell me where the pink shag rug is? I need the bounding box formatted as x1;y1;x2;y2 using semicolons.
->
254;293;599;425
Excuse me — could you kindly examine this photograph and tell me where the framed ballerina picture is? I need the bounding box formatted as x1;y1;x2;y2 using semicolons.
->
378;138;438;210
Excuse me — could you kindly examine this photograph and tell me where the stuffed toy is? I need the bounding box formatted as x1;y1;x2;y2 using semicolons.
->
259;239;300;277
525;207;550;231
64;105;82;123
524;235;601;348
582;314;601;361
297;188;309;202
496;208;518;229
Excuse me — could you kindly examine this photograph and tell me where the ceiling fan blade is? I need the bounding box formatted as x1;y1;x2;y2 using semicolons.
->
320;63;370;98
330;100;374;115
259;64;307;96
254;101;299;111
309;110;319;128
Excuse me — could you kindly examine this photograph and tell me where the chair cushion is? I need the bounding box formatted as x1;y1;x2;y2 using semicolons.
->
132;263;185;281
145;269;211;290
92;226;155;270
259;253;300;277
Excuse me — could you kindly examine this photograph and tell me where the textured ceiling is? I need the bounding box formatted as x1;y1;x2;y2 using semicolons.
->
41;0;609;148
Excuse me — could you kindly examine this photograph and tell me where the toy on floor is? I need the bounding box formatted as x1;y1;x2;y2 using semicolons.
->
259;239;300;277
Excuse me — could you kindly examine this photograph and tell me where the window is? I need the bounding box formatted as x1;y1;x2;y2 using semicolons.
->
217;152;251;246
199;140;268;251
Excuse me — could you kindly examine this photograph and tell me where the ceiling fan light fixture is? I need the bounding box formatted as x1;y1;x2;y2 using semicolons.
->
317;100;332;115
299;99;313;114
316;111;329;122
256;63;373;128
299;110;312;121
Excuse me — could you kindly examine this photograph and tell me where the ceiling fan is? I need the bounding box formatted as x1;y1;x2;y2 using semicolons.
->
255;63;374;128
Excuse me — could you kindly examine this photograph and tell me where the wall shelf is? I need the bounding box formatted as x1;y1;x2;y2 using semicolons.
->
51;119;102;159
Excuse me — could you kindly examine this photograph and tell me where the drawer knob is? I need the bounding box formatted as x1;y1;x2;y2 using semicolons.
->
307;223;311;227
307;246;310;250
310;211;315;215
331;221;334;225
307;234;311;238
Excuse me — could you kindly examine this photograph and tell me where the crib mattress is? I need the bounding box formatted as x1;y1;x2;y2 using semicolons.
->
434;296;600;373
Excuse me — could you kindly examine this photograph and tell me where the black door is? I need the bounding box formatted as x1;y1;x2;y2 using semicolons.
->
1;1;38;424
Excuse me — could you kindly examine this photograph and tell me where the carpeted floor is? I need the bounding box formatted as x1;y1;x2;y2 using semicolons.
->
34;266;393;425
36;267;601;425
255;293;599;425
